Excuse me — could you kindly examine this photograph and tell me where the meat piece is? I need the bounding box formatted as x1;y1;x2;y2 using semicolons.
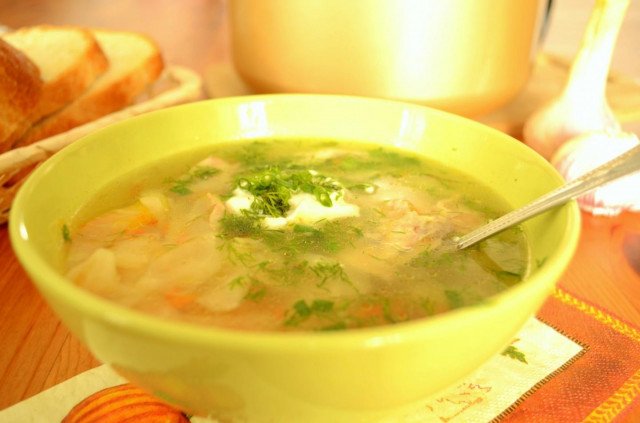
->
376;199;449;252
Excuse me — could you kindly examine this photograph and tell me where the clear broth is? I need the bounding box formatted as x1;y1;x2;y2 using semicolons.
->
63;139;529;332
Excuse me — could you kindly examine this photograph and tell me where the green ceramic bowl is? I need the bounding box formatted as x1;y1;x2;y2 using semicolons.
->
9;95;580;422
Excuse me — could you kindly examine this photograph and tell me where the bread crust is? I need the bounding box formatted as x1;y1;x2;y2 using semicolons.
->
0;38;42;153
16;29;165;146
2;25;109;122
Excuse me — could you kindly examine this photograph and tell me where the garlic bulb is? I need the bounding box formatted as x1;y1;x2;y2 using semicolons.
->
523;0;630;159
551;130;640;216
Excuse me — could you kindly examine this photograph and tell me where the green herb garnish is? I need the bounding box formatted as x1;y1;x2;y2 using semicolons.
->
309;261;357;292
228;275;267;303
219;210;263;238
309;299;334;312
262;221;362;257
218;239;255;267
502;345;528;364
444;290;464;309
169;184;193;196
192;166;221;179
412;248;461;268
318;321;348;331
348;183;377;193
245;285;267;302
368;148;421;167
536;257;548;269
419;297;436;315
166;165;220;196
253;259;310;286
62;224;71;243
284;299;338;328
236;166;342;217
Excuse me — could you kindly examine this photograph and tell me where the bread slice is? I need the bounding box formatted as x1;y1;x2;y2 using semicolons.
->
16;29;165;146
0;38;42;153
1;25;108;123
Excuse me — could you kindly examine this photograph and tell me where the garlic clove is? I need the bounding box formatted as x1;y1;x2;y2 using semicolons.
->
522;0;629;160
551;130;640;216
523;93;620;160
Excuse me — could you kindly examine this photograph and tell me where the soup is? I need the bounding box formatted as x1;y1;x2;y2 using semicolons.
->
62;139;529;332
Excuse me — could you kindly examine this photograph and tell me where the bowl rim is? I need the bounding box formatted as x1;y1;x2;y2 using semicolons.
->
8;94;582;351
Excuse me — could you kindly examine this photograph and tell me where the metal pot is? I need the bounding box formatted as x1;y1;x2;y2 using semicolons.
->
229;0;550;117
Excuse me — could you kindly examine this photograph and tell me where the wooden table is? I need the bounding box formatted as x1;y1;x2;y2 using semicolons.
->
1;0;639;420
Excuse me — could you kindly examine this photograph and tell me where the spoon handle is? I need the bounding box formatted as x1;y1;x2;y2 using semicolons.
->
456;144;640;249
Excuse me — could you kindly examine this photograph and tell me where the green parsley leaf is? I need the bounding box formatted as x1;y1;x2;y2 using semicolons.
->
62;224;71;243
502;345;528;364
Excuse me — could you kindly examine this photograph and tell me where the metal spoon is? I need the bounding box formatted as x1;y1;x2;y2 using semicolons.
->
456;143;640;249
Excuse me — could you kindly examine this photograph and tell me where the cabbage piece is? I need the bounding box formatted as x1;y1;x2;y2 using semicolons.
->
66;248;121;294
136;235;221;290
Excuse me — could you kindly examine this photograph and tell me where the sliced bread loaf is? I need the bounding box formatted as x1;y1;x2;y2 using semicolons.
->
0;38;42;153
1;25;109;122
16;29;165;146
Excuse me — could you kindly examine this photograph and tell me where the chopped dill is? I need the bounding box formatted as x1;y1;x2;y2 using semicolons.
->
228;276;246;290
536;257;548;269
324;147;422;172
444;290;464;309
166;165;220;196
62;224;71;243
255;259;309;286
284;299;338;328
262;221;361;256
236;165;343;217
169;184;193;196
228;275;267;302
309;299;334;312
349;226;364;238
318;321;348;331
192;166;221;179
217;239;255;267
219;211;263;238
381;297;394;323
309;261;355;291
412;247;460;268
419;297;436;315
245;285;267;302
348;183;377;193
234;141;270;164
368;148;421;167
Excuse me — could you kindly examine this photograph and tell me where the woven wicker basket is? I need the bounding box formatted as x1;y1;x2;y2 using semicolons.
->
0;65;203;224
